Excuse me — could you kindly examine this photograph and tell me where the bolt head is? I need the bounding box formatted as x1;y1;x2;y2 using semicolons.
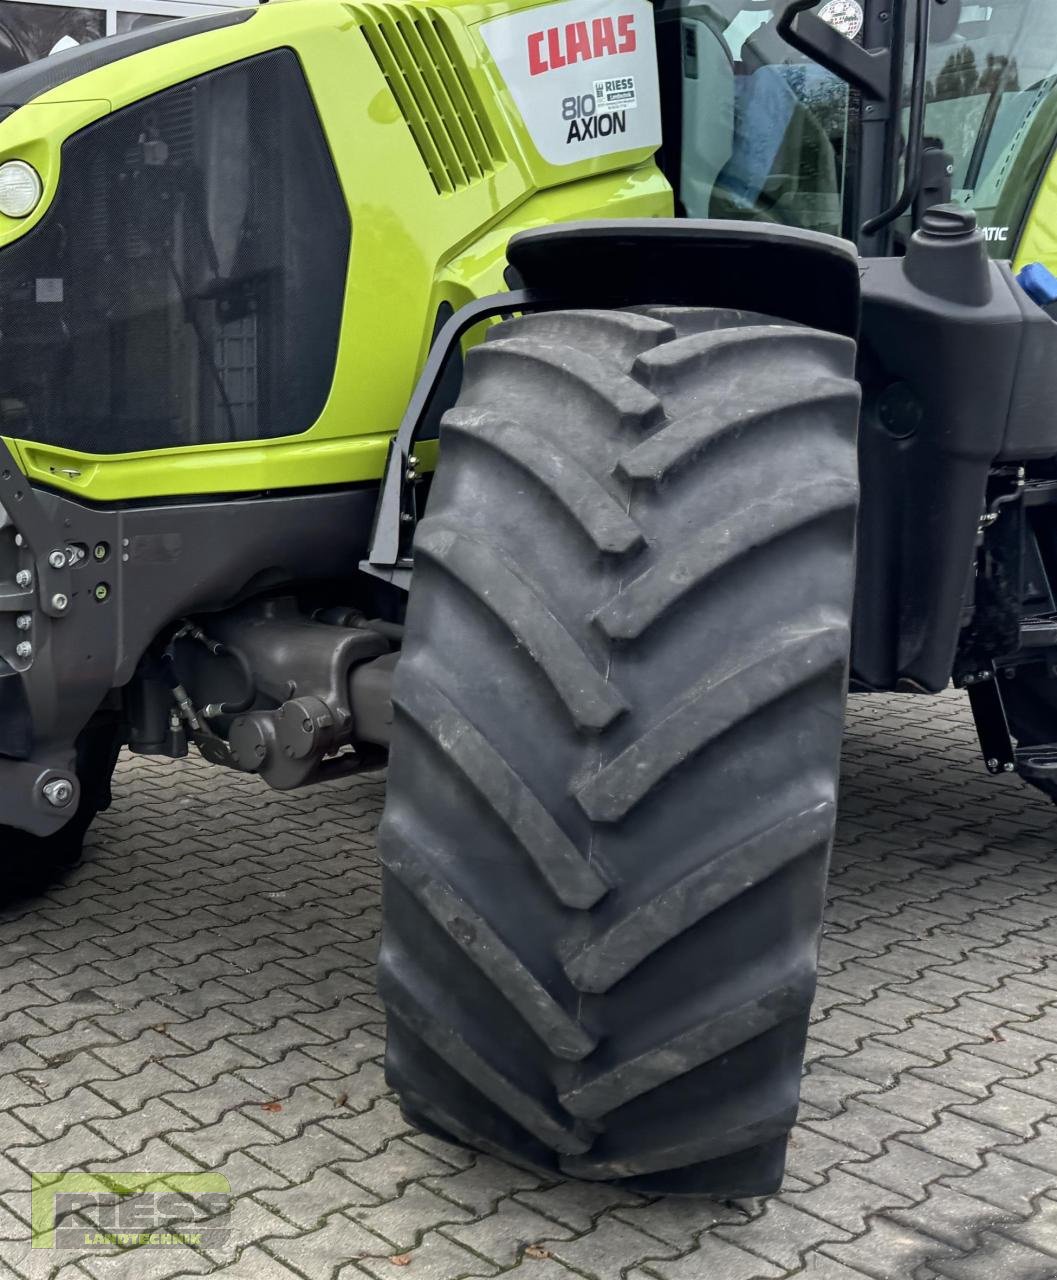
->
13;533;23;547
93;583;109;602
1003;762;1015;772
48;549;66;569
51;593;68;611
15;640;32;660
14;569;31;588
93;542;108;561
42;778;74;808
15;614;31;631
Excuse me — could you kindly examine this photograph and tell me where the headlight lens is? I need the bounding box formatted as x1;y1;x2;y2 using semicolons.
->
0;160;42;218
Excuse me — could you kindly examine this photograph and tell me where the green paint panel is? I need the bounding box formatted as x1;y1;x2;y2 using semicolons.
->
0;0;670;502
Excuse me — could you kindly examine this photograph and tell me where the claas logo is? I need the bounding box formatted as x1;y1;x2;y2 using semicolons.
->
527;14;636;75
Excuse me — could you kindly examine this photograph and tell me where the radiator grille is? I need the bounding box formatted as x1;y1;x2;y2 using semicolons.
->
356;4;504;194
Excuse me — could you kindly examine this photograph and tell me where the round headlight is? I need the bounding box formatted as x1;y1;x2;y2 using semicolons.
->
0;160;42;218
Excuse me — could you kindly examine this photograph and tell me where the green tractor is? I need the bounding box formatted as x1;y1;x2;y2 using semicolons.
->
2;0;1056;1195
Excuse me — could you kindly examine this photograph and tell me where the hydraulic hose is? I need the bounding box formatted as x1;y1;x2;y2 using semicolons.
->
164;621;256;720
183;623;256;717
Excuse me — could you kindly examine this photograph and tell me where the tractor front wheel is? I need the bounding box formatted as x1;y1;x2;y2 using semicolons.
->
3;716;122;893
377;305;861;1193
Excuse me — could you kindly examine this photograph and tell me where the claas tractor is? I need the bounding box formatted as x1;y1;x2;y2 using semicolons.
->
2;0;1057;1196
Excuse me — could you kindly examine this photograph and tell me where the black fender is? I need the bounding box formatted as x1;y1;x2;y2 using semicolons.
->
506;218;861;338
364;218;861;588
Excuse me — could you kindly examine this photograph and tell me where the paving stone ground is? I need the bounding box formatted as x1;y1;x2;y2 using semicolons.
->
3;689;1057;1278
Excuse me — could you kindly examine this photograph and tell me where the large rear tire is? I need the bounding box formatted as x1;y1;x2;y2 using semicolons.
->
378;307;860;1194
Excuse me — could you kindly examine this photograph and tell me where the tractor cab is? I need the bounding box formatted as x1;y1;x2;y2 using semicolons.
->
657;0;1057;262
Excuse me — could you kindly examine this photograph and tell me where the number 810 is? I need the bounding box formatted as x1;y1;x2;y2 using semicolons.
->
561;94;596;120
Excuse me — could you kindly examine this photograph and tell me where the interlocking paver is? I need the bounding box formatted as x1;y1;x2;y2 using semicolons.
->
939;1152;1057;1216
92;1061;192;1112
951;1081;1056;1139
162;1074;273;1126
934;1235;1057;1280
860;1076;978;1127
800;1098;919;1160
419;1159;548;1217
204;1244;302;1278
79;1245;216;1280
782;1168;914;1233
513;1182;646;1232
909;1046;1024;1098
257;1167;381;1229
237;1124;375;1185
255;1214;393;1276
338;1140;464;1203
5;691;1057;1279
994;1197;1057;1259
991;1122;1057;1175
167;1110;281;1168
715;1201;853;1271
611;1197;745;1249
849;1139;966;1201
12;1087;122;1142
881;1183;1018;1259
785;1129;869;1188
88;1098;202;1157
159;1037;267;1088
900;1110;1019;1171
6;1120;124;1174
631;1237;783;1280
161;1008;256;1054
793;1256;884;1280
350;1182;474;1250
349;1227;501;1280
813;1040;938;1088
532;1218;682;1280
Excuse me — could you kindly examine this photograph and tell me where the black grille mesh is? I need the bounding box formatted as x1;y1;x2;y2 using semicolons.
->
0;49;350;455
